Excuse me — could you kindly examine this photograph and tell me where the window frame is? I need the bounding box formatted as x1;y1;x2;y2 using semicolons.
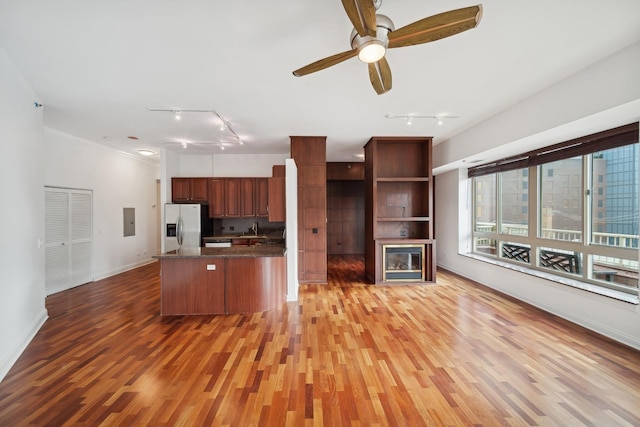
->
468;123;639;298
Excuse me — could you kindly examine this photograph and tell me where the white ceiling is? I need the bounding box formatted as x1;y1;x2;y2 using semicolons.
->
1;0;639;163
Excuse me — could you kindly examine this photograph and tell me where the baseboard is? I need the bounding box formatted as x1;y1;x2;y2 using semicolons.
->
438;262;640;351
93;258;157;282
0;308;48;382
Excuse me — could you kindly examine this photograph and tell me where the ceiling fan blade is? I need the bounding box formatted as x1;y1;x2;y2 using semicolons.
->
342;0;377;37
388;5;482;49
293;49;358;77
368;57;392;95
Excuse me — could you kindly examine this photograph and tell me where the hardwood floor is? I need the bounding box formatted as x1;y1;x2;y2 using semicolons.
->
1;255;639;426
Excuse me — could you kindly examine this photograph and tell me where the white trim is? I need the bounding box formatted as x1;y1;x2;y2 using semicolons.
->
0;309;48;382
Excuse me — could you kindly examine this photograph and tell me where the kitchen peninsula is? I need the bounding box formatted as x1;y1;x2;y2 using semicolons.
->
154;244;286;315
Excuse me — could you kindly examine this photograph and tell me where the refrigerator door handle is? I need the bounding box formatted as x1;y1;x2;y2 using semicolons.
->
176;216;184;247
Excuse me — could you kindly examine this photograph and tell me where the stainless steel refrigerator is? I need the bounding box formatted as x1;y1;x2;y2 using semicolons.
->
164;204;212;251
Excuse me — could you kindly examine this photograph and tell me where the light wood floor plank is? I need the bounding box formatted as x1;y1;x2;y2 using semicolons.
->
1;255;639;426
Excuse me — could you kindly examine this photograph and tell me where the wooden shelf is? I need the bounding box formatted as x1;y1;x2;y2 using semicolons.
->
377;217;430;222
377;177;430;182
364;137;435;284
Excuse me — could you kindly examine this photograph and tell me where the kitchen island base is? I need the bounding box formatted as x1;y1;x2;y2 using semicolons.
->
156;247;286;315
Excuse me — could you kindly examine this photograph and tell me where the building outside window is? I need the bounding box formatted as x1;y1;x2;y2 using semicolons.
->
469;124;639;299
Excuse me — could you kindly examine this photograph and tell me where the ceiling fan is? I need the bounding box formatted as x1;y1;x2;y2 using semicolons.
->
292;0;482;95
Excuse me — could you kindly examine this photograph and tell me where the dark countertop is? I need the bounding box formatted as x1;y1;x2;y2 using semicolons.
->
153;244;286;259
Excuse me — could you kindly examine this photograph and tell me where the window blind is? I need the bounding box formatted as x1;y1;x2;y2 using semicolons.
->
468;122;639;178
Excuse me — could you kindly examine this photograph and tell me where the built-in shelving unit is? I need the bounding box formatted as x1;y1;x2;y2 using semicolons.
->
364;137;436;283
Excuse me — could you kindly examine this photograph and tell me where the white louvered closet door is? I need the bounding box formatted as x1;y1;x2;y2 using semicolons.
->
45;188;93;295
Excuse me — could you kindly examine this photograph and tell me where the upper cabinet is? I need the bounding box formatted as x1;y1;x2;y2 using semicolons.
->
174;175;282;220
172;178;209;203
268;177;286;222
255;178;269;217
207;178;240;218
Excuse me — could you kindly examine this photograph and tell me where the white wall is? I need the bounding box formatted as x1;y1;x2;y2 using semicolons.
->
44;128;159;280
434;43;640;350
171;153;287;179
0;47;47;381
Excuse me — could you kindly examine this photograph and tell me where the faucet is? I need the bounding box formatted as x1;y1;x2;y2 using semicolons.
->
251;222;258;236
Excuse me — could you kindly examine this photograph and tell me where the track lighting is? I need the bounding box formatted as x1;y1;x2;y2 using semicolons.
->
148;108;245;150
385;114;459;125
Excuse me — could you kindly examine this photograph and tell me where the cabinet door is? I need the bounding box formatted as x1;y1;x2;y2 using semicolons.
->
240;178;256;217
225;178;241;217
255;178;269;217
172;178;191;203
190;178;209;203
208;179;226;218
268;177;286;222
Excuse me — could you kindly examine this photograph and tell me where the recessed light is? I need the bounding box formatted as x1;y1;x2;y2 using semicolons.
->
138;149;155;156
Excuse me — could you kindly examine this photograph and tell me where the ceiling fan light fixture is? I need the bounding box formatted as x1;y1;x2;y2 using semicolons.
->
358;38;386;63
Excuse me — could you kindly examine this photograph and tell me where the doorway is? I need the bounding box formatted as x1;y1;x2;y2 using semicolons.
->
44;187;93;295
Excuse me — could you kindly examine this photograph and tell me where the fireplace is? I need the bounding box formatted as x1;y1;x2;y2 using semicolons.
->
382;244;425;281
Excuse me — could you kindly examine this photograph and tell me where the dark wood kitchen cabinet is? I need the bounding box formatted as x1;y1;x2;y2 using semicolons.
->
160;258;226;315
172;177;208;203
240;177;269;217
268;176;286;222
209;177;269;219
255;178;269;217
240;178;256;217
207;178;241;218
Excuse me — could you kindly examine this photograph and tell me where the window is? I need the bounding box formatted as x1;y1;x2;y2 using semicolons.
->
500;169;529;236
468;123;639;299
474;175;496;233
540;157;583;242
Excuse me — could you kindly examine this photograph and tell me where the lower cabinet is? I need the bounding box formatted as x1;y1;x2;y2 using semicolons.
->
160;258;225;315
159;256;286;315
226;257;286;313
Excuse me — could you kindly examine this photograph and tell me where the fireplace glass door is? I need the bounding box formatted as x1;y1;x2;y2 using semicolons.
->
382;244;425;281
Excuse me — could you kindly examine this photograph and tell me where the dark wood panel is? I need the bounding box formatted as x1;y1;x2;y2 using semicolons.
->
327;181;365;255
303;228;326;251
226;257;286;313
225;178;241;217
373;138;431;178
190;178;209;202
302;187;326;208
290;136;326;164
268;176;286;222
240;178;255;217
300;165;326;186
160;258;225;315
208;178;225;217
303;208;326;229
327;162;365;180
255;178;269;217
291;136;327;284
